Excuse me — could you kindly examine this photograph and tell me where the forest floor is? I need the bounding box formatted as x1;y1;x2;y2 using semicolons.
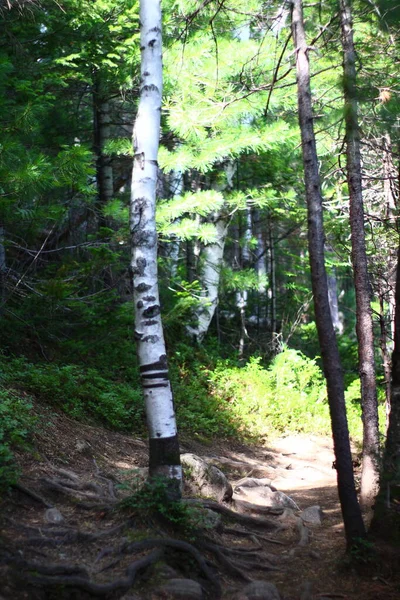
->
1;403;399;600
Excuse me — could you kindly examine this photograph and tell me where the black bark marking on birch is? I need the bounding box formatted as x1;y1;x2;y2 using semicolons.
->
143;319;158;326
149;27;161;33
148;39;156;48
132;230;157;247
137;301;144;309
143;71;150;76
131;257;147;276
134;331;143;340
141;371;169;380
142;382;168;389
140;355;168;372
142;295;156;302
133;154;145;169
143;305;161;318
141;84;158;94
149;435;181;469
142;335;159;343
135;283;152;293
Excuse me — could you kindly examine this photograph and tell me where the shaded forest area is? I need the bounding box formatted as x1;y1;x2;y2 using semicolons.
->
1;0;400;598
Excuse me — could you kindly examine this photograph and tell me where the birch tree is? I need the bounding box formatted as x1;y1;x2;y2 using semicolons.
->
130;0;181;495
291;0;366;547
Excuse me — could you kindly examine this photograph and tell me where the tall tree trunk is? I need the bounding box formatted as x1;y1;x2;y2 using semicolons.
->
267;221;278;352
292;0;366;547
378;291;392;432
372;243;400;537
238;205;252;358
254;209;267;327
130;0;181;496
93;74;114;229
0;225;6;310
339;0;380;510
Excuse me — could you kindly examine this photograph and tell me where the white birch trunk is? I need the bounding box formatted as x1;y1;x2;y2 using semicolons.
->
130;0;181;493
187;216;229;342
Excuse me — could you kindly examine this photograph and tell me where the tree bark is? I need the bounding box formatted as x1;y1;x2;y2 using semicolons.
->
339;0;380;510
93;74;114;229
187;211;230;343
130;0;181;496
292;0;366;547
0;225;6;309
372;243;400;537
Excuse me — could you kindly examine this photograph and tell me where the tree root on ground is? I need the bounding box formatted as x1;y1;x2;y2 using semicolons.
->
4;489;291;598
11;549;164;596
187;498;281;529
8;537;222;597
11;482;53;508
222;526;287;546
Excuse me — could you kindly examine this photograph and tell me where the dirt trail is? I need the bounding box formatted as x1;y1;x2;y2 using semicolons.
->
0;409;398;600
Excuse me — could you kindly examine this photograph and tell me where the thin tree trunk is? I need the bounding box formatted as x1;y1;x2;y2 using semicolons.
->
187;213;230;343
93;75;114;229
292;0;366;547
378;292;392;432
372;243;400;536
0;225;6;310
339;0;380;510
268;222;278;352
130;0;181;496
254;209;267;327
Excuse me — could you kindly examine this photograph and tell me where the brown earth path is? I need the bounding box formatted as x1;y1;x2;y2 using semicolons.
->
0;407;399;600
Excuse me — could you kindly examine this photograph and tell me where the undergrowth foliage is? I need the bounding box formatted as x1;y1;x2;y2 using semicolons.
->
0;388;36;490
0;342;379;491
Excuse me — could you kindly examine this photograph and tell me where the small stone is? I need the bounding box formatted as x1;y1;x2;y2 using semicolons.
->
233;580;281;600
152;578;203;599
154;564;179;579
75;439;91;454
300;505;324;526
45;507;64;524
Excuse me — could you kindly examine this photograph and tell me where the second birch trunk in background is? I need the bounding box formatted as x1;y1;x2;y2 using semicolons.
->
130;0;181;496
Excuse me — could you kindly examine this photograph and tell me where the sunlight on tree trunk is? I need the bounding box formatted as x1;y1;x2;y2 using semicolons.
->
130;0;181;497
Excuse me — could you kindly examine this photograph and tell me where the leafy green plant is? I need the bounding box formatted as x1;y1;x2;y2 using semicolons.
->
120;476;209;537
0;388;36;491
1;357;144;432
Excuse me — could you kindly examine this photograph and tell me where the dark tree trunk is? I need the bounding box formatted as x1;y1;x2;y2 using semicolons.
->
93;74;114;230
339;0;380;510
372;243;400;536
292;0;366;547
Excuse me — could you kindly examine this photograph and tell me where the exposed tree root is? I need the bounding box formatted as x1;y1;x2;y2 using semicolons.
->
121;537;221;593
11;482;53;508
188;498;280;529
13;549;163;595
221;526;286;546
24;521;130;547
8;536;223;597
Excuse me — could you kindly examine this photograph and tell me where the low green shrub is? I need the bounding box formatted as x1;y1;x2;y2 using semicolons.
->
0;388;36;491
1;357;145;432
